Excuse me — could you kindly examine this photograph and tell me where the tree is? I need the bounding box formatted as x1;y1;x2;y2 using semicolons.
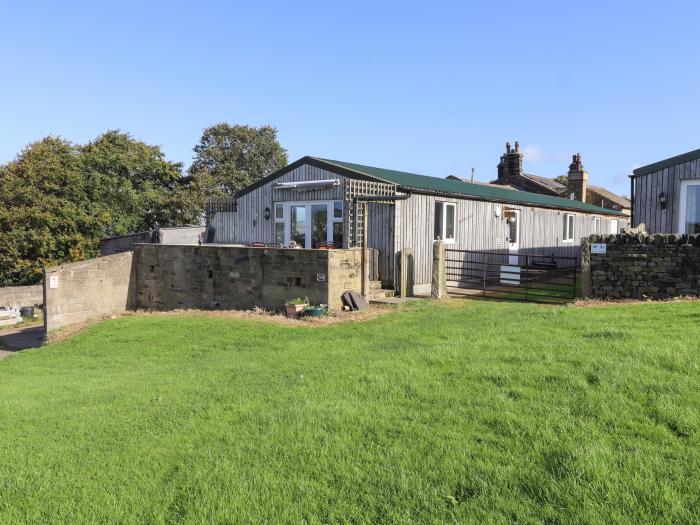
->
0;131;200;286
0;137;95;285
187;124;288;205
554;175;568;185
80;130;196;237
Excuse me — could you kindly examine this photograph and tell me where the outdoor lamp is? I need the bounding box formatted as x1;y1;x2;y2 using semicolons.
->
264;207;271;220
659;192;668;211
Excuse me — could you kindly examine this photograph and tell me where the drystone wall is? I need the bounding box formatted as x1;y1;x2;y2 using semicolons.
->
581;233;700;299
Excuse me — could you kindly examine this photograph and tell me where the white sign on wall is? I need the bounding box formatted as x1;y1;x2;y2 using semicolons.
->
591;244;607;255
49;275;59;289
316;274;326;282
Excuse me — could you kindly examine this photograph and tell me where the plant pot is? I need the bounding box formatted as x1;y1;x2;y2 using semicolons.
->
285;303;307;318
304;306;326;317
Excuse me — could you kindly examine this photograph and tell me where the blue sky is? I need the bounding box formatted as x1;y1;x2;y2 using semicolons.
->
2;1;699;195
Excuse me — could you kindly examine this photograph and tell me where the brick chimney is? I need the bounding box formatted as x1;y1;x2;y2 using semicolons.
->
567;153;589;202
496;141;523;184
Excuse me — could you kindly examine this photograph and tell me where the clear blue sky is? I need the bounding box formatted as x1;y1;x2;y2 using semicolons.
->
2;1;699;196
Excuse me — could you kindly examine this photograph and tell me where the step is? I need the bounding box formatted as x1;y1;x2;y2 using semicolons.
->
369;281;384;290
367;289;396;300
369;296;423;308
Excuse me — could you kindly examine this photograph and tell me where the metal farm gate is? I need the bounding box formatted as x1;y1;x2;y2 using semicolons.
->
445;249;578;304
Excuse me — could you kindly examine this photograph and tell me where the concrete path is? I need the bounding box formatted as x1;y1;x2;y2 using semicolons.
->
0;325;44;360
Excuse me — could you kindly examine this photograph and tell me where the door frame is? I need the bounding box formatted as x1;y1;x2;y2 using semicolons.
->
678;180;700;234
283;200;340;249
507;209;520;264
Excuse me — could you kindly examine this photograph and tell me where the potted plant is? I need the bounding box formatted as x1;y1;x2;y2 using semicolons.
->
285;297;309;318
303;303;327;317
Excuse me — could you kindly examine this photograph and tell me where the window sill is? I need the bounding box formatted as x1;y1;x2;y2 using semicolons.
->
562;239;574;244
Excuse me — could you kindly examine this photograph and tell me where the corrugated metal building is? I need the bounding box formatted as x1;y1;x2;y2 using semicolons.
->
207;157;626;293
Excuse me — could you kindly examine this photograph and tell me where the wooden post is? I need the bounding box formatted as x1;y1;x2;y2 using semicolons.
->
361;202;369;298
431;240;446;299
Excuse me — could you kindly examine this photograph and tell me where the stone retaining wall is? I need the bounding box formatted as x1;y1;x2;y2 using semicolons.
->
43;246;363;333
133;245;361;313
44;252;136;332
581;233;700;299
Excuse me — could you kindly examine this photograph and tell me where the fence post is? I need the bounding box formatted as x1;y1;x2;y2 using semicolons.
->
431;240;446;299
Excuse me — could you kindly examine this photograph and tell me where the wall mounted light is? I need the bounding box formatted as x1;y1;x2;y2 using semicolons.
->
659;192;668;211
264;207;271;220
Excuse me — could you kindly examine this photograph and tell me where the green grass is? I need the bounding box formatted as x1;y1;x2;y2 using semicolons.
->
1;300;699;524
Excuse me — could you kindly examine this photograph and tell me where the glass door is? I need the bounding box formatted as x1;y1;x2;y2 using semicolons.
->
311;204;329;248
290;205;306;247
283;201;344;249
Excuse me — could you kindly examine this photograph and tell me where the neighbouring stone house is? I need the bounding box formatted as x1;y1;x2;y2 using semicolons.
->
491;142;631;219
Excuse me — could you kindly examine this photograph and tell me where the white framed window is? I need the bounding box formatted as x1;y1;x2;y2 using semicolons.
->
610;219;619;234
592;216;601;234
274;203;284;244
434;201;456;242
679;181;700;234
563;213;575;242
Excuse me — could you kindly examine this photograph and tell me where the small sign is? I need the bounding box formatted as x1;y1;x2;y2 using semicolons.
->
316;273;326;282
591;243;607;255
500;265;521;285
49;275;59;289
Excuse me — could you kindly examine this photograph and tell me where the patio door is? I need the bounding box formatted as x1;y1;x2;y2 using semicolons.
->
283;201;343;248
507;210;520;264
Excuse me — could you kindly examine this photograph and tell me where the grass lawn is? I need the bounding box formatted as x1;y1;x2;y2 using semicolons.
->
1;300;699;524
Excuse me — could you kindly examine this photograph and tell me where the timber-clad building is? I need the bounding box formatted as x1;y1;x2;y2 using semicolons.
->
631;147;700;234
207;155;626;293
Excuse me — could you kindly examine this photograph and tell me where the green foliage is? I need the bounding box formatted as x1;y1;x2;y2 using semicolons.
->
0;137;96;285
287;296;309;305
0;300;699;523
187;123;288;208
554;174;569;185
80;130;194;237
0;131;200;286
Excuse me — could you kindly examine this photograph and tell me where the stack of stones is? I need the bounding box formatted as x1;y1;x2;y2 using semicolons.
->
582;233;700;299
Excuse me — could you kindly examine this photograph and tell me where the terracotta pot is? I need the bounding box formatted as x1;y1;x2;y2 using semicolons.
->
285;303;307;318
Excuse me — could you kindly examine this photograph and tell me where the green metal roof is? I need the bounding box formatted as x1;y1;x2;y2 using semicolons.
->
315;157;623;216
632;147;700;177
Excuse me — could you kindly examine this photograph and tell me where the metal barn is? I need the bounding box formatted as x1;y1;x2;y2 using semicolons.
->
207;157;626;294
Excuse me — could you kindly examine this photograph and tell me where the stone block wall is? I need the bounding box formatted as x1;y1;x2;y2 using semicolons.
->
581;233;700;299
0;285;43;308
133;245;362;312
43;246;363;333
44;252;136;332
327;249;362;306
